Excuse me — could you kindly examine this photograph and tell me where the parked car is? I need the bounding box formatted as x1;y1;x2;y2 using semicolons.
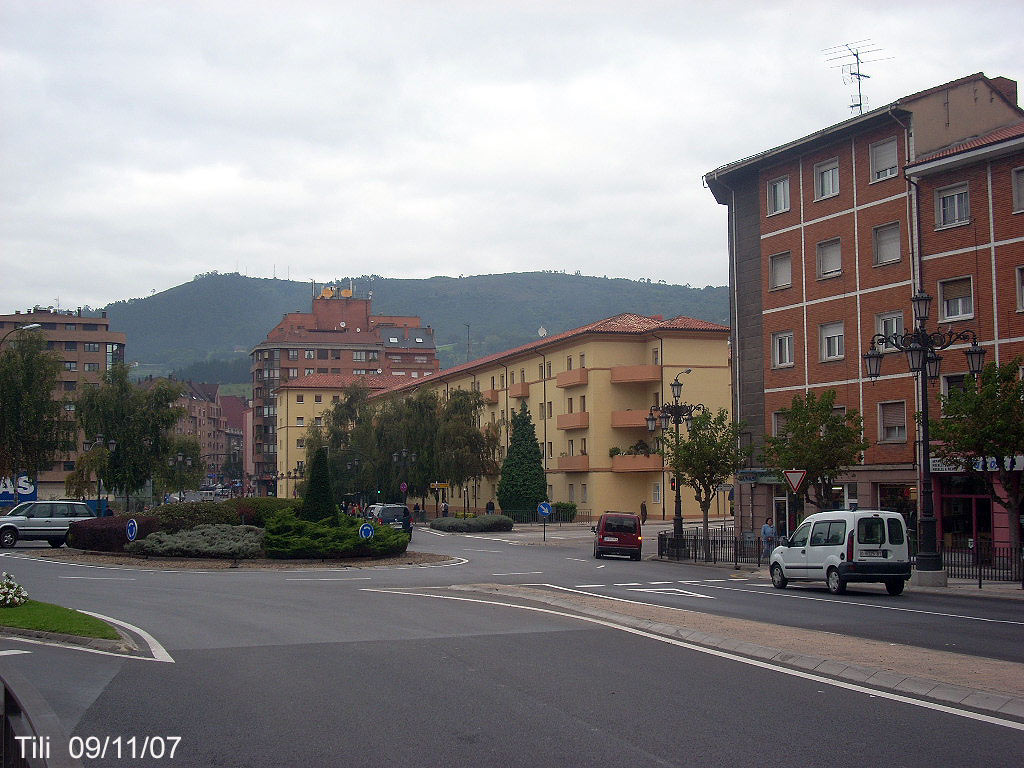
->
592;513;643;560
769;508;911;595
0;500;97;548
366;503;412;536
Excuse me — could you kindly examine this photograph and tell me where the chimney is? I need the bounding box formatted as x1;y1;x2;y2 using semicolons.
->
77;307;82;317
991;76;1018;106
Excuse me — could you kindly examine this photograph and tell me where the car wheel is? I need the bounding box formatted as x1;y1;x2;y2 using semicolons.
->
770;563;788;589
885;579;905;596
630;552;641;561
826;567;847;595
593;544;602;559
48;536;66;548
0;527;18;548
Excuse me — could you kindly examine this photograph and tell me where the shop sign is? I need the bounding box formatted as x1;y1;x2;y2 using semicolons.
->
930;455;1024;473
0;475;37;504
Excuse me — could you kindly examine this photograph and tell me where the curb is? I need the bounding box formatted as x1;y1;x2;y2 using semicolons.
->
0;624;142;656
451;584;1024;721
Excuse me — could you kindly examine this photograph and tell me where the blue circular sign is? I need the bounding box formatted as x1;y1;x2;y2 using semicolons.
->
537;502;552;518
126;518;138;542
358;523;375;540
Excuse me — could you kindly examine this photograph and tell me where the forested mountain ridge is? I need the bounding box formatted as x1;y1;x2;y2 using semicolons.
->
105;272;729;381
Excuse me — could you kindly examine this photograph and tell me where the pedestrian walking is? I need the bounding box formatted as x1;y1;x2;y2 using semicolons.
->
761;517;776;559
486;499;495;515
639;500;648;524
413;502;421;521
441;500;449;517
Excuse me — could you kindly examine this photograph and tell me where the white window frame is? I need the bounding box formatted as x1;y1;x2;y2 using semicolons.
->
876;311;904;352
296;417;304;426
819;321;845;361
772;411;788;437
814;158;840;200
816;239;842;279
767;175;790;215
771;331;795;368
878;401;907;443
936;183;970;228
1012;167;1024;213
942;373;967;397
769;251;792;289
1017;266;1024;312
939;276;974;321
869;137;898;182
872;221;901;265
652;483;661;504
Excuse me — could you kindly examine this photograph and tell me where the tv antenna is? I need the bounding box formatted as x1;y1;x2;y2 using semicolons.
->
824;40;892;114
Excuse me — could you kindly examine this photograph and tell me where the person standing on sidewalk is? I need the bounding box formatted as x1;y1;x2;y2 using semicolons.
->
639;500;648;525
761;517;776;559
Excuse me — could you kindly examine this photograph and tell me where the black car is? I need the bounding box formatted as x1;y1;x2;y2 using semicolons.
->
366;504;412;536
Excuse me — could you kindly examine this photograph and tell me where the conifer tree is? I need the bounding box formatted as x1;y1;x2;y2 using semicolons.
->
497;403;546;515
301;447;336;522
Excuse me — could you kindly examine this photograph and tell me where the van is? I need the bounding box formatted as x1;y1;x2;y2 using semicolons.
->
592;513;643;560
769;508;911;595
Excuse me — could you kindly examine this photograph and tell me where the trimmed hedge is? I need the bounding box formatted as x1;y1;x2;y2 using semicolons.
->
147;501;241;533
68;515;162;552
125;525;264;559
263;512;410;559
218;497;299;527
429;514;514;533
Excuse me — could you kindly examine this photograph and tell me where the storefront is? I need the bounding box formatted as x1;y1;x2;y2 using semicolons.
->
930;456;1021;548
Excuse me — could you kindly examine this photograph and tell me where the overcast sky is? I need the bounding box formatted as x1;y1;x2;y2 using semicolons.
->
1;1;1020;312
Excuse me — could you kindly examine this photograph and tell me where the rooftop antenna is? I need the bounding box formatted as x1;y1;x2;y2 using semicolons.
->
824;40;892;115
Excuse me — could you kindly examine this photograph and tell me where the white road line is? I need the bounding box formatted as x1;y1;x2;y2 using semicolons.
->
697;583;1024;625
286;577;372;581
575;584;605;587
566;558;589;562
649;581;673;585
79;610;175;663
0;649;31;657
539;584;700;614
420;556;469;568
492;571;543;576
364;588;1024;733
464;549;503;553
614;582;642;586
0;635;166;661
631;587;715;600
59;576;136;581
418;528;447;536
595;565;605;569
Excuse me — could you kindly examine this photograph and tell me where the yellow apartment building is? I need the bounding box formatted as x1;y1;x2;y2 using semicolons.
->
384;313;732;520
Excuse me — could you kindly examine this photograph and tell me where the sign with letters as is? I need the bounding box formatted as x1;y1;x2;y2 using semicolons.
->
0;475;37;504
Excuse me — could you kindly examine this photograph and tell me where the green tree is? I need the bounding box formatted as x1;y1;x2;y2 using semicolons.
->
660;408;752;557
435;389;488;511
301;447;336;522
929;359;1024;549
0;331;75;487
75;365;185;509
762;389;868;512
152;436;204;498
497;403;546;515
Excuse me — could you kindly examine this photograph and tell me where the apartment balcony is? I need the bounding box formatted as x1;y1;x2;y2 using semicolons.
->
556;368;588;388
556;412;590;430
481;388;499;404
610;410;650;428
557;454;590;472
611;454;663;472
610;364;661;384
509;381;530;398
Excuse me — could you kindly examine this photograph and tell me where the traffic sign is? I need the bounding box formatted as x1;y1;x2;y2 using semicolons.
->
429;482;449;489
537;502;552;518
400;482;408;493
783;470;807;493
126;518;138;542
358;523;375;540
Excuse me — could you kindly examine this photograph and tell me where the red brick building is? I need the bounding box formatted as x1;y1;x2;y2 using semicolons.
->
249;284;439;495
706;73;1024;548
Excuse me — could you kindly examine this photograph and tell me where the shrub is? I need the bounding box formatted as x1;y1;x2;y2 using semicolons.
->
68;515;161;552
429;514;514;533
0;572;29;606
218;497;299;527
553;502;577;523
454;509;477;519
263;512;409;559
148;501;240;533
125;525;264;559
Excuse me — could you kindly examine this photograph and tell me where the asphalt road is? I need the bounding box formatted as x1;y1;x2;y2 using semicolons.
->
2;529;1023;766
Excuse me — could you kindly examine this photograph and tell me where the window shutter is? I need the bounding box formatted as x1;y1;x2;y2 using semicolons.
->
881;402;904;428
943;278;971;300
818;240;841;275
873;139;898;177
875;223;900;263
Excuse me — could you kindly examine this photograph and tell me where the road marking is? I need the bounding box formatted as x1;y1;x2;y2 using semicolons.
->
464;549;503;553
365;588;1024;733
0;649;31;657
537;584;701;614
575;584;605;588
595;565;605;569
566;558;589;562
79;610;175;663
614;582;642;586
286;577;372;581
59;576;136;581
649;581;673;585
420;556;469;568
630;587;715;600
695;583;1024;625
464;535;518;544
492;571;543;576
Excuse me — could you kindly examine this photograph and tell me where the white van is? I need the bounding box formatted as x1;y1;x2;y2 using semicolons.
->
769;509;911;595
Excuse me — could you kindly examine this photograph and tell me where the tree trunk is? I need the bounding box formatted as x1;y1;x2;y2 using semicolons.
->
701;499;713;561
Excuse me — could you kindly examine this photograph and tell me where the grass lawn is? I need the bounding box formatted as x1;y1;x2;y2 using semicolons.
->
0;600;120;640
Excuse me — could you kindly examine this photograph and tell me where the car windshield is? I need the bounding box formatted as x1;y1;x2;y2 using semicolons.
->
605;517;638;534
5;503;31;517
858;517;886;546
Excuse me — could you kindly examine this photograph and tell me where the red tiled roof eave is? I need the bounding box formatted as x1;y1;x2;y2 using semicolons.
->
906;121;1024;167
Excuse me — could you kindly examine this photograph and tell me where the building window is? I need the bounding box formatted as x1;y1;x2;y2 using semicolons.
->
64;402;75;412
296;439;305;448
772;411;788;437
64;341;77;351
814;158;840;200
652;483;661;504
769;252;792;289
873;222;901;265
296;395;304;403
580;395;586;411
772;331;794;368
305;368;314;376
288;368;298;378
876;311;904;351
943;374;967;398
332;395;340;402
816;239;841;278
581;483;588;503
314;394;322;403
819;321;844;361
870;138;898;181
939;277;973;321
296;417;304;426
580;353;585;368
315;416;323;427
936;183;969;228
547;401;553;418
879;401;907;443
581;438;587;454
566;356;573;371
62;381;76;391
304;350;315;359
353;351;367;362
1013;168;1024;212
568;484;575;503
547;442;553;458
546;361;552;378
567;397;573;414
83;342;100;352
84;362;99;372
288;349;298;360
568;440;574;456
767;175;790;215
63;361;77;371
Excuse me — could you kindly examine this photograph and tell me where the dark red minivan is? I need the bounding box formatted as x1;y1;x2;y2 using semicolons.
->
592;513;643;560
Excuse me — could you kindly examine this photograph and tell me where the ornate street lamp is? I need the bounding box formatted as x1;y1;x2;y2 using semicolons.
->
0;323;42;348
863;290;985;578
647;370;706;536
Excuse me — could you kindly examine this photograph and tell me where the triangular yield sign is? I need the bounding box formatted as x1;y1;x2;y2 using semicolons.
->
783;469;807;493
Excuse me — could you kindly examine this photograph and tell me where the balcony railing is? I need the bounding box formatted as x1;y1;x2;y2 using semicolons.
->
556;368;588;388
556;412;589;430
557;454;590;472
509;381;530;398
611;454;663;472
610;410;650;428
482;388;499;404
610;364;661;383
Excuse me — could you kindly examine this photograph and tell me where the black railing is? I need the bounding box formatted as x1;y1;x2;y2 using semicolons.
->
2;669;83;767
938;542;1023;582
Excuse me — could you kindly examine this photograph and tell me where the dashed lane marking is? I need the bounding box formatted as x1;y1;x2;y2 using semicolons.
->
492;571;543;576
0;649;31;657
464;549;503;553
286;577;372;581
59;576;136;580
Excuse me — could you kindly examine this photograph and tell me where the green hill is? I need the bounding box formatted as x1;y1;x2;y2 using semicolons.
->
105;271;729;382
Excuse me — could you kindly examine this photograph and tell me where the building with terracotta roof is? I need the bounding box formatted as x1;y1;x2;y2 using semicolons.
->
705;72;1024;546
370;312;731;519
0;306;125;502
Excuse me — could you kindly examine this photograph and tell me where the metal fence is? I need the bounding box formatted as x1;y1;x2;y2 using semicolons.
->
658;531;1024;584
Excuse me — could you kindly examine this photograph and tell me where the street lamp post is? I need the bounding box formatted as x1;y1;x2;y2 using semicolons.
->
90;434;116;515
167;452;193;502
392;448;417;508
646;371;706;537
863;290;985;580
0;323;42;348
